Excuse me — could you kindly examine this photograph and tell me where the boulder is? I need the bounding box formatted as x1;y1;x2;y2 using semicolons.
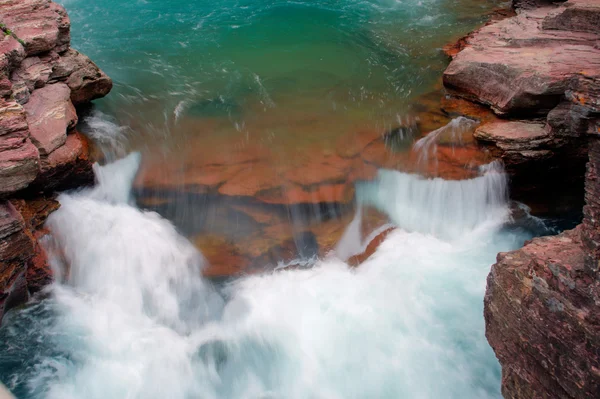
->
0;0;70;56
474;121;554;164
24;83;76;155
443;5;600;115
33;132;94;191
543;0;600;34
52;49;112;104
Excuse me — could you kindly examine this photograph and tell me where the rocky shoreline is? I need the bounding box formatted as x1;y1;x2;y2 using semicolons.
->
442;0;600;397
0;0;111;322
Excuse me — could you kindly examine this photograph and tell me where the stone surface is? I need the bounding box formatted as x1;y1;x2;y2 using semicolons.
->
474;121;554;165
443;4;600;115
543;0;600;34
0;0;70;55
485;226;600;398
24;83;76;155
0;100;40;194
33;132;94;191
0;0;113;317
0;201;32;323
53;49;113;104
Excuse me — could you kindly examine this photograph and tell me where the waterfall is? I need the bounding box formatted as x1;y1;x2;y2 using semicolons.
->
0;153;528;399
357;161;509;239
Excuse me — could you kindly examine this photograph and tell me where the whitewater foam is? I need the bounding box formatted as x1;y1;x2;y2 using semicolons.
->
0;154;529;399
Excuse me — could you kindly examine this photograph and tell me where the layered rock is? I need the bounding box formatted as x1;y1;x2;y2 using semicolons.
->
0;0;111;322
443;0;600;208
485;141;600;398
444;0;600;397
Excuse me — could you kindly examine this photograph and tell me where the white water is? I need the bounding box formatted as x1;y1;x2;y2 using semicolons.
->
413;117;479;166
12;151;531;399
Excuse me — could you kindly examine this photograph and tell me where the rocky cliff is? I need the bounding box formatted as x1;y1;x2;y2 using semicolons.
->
443;0;600;397
0;0;111;322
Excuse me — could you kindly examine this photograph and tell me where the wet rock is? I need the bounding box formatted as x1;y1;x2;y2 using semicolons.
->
32;132;94;191
347;227;395;266
10;198;59;294
474;121;554;164
582;139;600;273
24;83;76;155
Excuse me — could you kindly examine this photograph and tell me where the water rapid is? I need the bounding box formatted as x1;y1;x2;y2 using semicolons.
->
0;153;532;399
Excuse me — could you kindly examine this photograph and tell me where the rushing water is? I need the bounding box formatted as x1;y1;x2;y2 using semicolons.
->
0;0;560;398
0;153;534;399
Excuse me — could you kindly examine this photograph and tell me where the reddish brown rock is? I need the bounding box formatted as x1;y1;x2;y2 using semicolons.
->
474;121;554;164
0;0;70;55
0;201;33;323
542;0;600;34
443;4;600;116
52;49;113;105
33;132;94;191
485;226;600;398
0;35;25;79
24;83;76;155
348;227;395;266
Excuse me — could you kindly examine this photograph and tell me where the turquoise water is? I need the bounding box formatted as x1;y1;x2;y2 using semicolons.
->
62;0;499;148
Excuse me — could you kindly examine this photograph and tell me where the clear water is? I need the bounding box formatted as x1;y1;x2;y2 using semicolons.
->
0;1;551;398
63;0;500;151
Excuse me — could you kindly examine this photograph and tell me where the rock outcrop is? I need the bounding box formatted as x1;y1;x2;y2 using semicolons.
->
443;0;600;397
0;0;112;322
444;0;599;202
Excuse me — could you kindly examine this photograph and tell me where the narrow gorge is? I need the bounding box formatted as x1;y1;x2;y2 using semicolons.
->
0;0;598;398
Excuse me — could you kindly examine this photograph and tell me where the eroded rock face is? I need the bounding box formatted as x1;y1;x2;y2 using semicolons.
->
443;1;600;116
445;1;600;396
0;0;112;321
485;225;600;398
0;202;32;323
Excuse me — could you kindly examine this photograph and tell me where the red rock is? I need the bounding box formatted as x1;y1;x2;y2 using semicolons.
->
485;226;600;398
0;100;29;151
543;0;600;34
0;139;39;195
283;153;352;186
0;0;70;56
218;162;280;198
258;182;355;205
440;95;499;124
475;121;552;151
443;5;600;115
33;132;94;191
25;241;52;294
0;35;25;77
335;129;383;159
52;49;113;104
24;83;76;155
0;201;33;322
348;227;395;266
